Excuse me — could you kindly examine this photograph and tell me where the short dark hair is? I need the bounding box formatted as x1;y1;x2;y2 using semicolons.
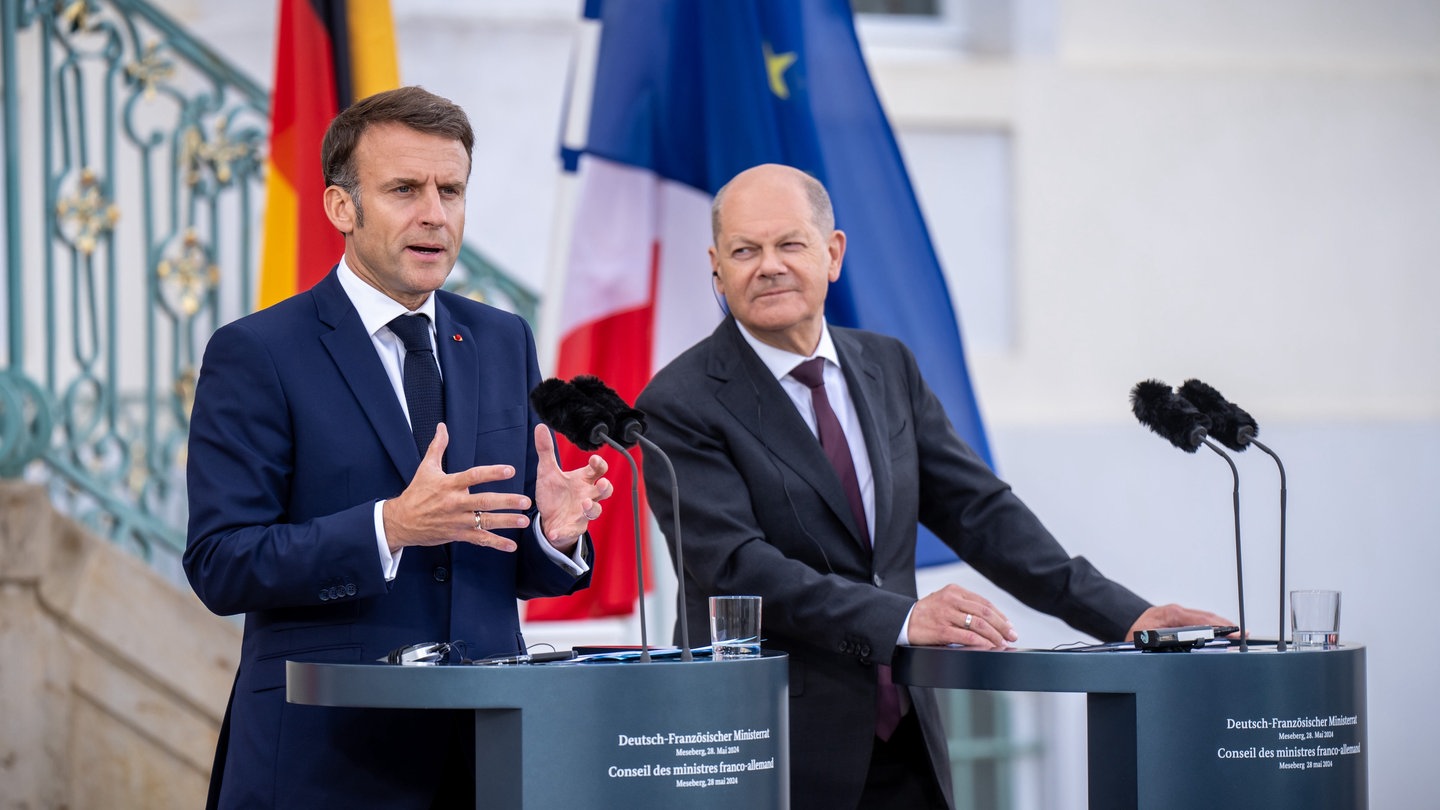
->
321;86;475;223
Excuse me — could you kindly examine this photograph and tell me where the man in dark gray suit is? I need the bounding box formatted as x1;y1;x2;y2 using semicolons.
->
636;163;1232;810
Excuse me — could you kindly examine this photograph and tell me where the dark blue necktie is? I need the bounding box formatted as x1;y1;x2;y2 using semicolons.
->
387;314;444;458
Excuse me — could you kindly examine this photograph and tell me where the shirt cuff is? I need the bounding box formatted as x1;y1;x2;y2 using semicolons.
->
532;513;590;577
898;605;914;647
375;500;402;581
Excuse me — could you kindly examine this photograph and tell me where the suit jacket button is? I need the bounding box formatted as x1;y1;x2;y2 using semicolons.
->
345;583;357;596
433;566;449;583
319;589;330;602
872;574;883;588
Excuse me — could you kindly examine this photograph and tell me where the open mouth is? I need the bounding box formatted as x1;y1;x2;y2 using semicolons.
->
408;245;444;256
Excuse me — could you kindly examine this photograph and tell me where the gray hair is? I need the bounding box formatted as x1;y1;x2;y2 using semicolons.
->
710;166;835;244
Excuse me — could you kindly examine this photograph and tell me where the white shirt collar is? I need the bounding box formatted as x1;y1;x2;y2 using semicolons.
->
734;319;841;381
335;255;438;337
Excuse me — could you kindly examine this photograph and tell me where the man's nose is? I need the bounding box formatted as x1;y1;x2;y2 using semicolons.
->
417;186;447;227
758;246;786;275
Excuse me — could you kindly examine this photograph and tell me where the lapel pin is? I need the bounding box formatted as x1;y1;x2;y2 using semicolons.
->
452;334;463;342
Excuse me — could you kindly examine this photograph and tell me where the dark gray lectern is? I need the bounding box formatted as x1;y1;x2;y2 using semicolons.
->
895;644;1367;810
288;653;789;809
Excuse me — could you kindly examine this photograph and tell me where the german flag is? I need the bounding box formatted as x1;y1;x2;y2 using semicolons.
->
259;0;398;308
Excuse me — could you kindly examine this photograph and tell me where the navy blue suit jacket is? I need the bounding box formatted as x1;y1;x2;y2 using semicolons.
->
185;269;589;808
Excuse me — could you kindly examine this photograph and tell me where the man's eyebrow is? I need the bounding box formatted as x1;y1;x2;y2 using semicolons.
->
382;175;467;189
724;229;806;245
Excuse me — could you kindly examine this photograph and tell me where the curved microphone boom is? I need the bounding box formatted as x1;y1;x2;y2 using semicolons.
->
1180;379;1289;652
529;378;654;662
566;375;694;662
1131;380;1248;651
633;432;692;661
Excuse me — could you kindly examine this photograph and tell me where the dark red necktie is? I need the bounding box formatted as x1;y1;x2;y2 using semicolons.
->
790;358;905;741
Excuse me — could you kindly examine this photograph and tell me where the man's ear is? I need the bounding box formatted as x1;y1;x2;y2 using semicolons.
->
826;229;846;283
708;246;723;291
323;185;355;234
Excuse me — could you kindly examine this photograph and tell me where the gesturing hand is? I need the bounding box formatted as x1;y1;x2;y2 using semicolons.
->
382;423;533;553
533;424;614;554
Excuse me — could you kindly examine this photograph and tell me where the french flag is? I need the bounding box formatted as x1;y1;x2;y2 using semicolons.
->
525;0;991;621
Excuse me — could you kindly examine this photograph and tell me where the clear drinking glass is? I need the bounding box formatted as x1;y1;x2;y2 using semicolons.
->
1290;589;1340;648
709;595;762;659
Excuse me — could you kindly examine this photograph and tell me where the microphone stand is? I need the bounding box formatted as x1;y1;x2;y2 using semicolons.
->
1251;439;1288;652
638;435;693;661
1202;438;1248;651
600;435;651;662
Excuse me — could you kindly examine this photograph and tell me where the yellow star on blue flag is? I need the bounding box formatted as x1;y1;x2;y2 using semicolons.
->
763;42;797;100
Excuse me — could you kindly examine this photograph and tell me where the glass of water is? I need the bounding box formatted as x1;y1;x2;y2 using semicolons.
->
1290;590;1341;648
709;595;762;659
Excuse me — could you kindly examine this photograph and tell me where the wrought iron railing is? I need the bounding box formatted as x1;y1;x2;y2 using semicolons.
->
0;0;537;562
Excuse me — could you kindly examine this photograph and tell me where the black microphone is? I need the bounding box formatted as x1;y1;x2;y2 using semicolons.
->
1130;379;1210;452
530;378;654;662
571;375;647;447
1180;379;1289;652
1177;379;1257;451
566;375;694;663
529;378;614;451
1131;380;1248;651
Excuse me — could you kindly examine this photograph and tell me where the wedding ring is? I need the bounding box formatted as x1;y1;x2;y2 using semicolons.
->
964;613;974;629
473;511;484;531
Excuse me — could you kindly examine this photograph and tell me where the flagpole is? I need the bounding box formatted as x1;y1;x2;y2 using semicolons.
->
537;15;601;374
537;170;578;376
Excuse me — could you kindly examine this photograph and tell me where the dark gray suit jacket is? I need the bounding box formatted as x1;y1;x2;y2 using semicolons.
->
638;317;1149;810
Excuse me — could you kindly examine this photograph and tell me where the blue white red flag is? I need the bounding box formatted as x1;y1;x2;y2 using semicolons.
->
527;0;990;620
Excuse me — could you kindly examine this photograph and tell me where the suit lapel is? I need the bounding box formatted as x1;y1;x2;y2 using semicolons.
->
313;270;417;480
710;319;870;552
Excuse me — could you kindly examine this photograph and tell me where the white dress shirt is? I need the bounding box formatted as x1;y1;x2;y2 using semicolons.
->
733;321;876;541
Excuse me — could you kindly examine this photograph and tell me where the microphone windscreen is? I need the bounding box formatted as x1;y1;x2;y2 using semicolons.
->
570;375;647;442
529;378;613;451
1178;379;1257;452
1130;379;1211;453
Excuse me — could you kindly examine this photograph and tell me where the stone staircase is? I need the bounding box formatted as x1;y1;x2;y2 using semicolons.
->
0;482;239;809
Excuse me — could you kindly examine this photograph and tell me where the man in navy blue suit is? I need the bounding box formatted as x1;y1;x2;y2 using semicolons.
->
184;86;613;809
